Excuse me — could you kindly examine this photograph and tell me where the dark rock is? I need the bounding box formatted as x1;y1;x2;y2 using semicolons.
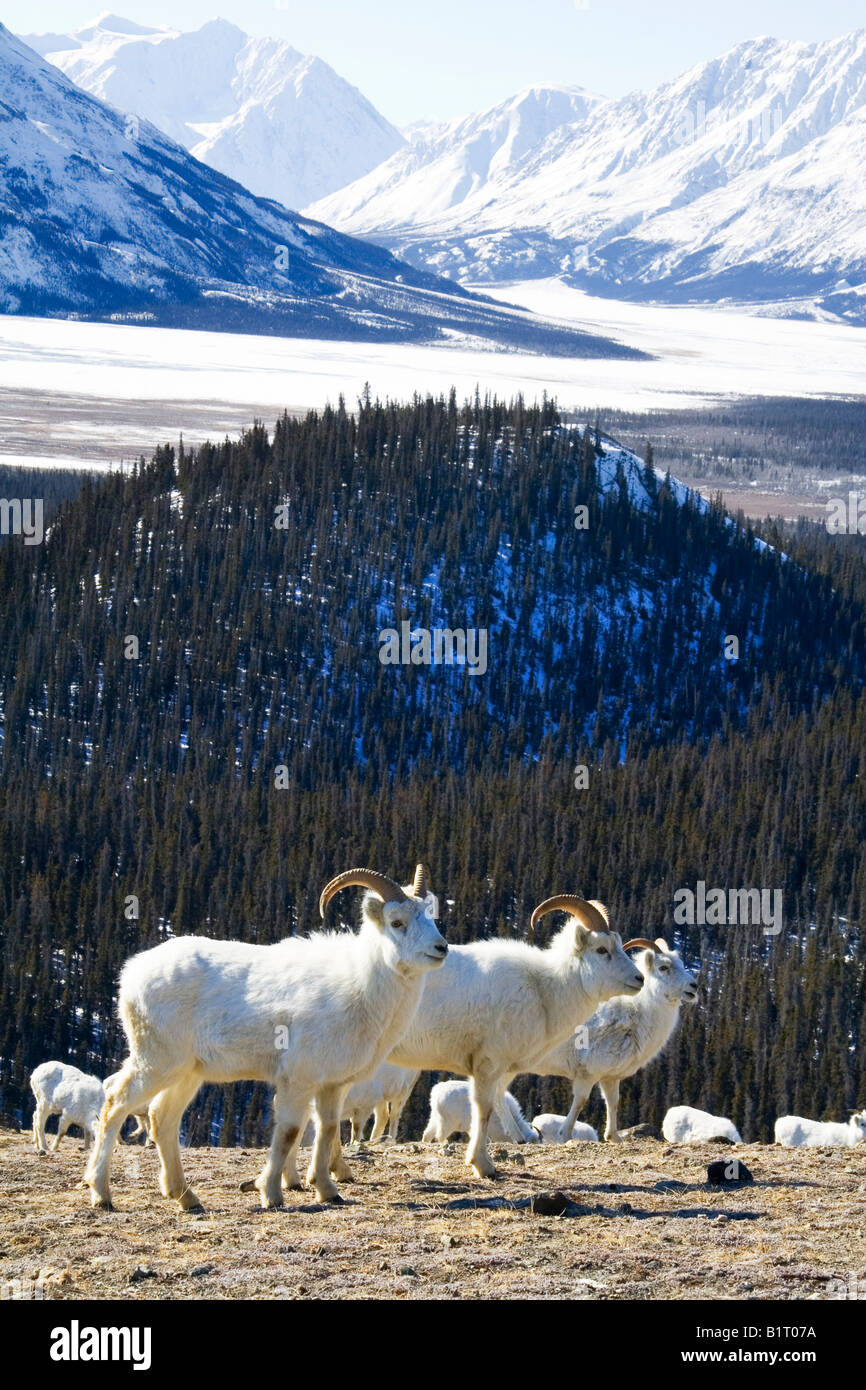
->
707;1158;755;1187
706;1135;737;1145
618;1124;661;1141
529;1190;570;1216
128;1265;157;1282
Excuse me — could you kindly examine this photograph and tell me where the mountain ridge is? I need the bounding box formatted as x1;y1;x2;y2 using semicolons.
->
308;28;866;323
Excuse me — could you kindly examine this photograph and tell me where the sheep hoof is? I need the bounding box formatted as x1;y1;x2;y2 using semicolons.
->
179;1193;203;1212
470;1163;499;1180
90;1194;114;1211
239;1179;258;1193
322;1191;345;1205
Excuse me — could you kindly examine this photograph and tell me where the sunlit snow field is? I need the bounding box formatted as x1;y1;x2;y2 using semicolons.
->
2;282;865;469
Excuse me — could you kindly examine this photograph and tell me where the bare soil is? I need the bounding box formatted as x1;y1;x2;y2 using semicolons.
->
2;1128;865;1301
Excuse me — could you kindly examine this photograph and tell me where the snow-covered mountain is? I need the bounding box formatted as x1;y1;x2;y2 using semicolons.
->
312;83;603;234
308;31;866;323
22;12;405;210
0;24;643;354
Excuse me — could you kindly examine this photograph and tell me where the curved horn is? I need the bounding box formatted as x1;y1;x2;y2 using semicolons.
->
412;863;428;898
623;938;657;951
530;896;609;932
319;869;408;918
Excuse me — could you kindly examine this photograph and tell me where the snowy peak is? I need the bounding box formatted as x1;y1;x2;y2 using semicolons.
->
20;15;406;210
309;82;603;231
76;13;164;39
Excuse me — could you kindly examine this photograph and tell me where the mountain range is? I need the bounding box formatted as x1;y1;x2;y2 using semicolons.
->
0;22;635;353
309;30;866;322
27;17;866;324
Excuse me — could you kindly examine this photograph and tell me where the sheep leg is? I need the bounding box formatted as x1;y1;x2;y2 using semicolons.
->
33;1101;51;1154
562;1083;591;1142
150;1074;204;1210
129;1113;153;1145
248;1084;311;1208
387;1096;408;1141
350;1110;368;1145
369;1102;389;1143
52;1115;71;1151
329;1123;354;1180
599;1077;622;1142
280;1124;305;1191
306;1086;348;1202
466;1071;501;1179
83;1061;171;1209
280;1107;310;1190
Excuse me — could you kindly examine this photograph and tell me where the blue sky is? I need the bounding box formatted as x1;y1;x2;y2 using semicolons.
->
8;2;866;123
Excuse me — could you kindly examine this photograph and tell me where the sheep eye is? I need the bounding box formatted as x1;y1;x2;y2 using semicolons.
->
596;947;610;957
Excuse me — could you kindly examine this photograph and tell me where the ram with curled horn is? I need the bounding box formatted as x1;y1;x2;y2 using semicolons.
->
84;863;446;1213
390;885;643;1179
524;934;699;1143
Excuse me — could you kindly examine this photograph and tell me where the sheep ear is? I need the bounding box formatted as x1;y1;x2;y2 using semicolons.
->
587;900;610;925
363;894;386;929
572;921;592;951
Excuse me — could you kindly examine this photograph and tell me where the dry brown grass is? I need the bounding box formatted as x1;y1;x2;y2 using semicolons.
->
1;1126;864;1301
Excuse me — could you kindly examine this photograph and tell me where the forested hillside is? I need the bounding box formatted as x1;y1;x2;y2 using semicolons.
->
0;396;863;1142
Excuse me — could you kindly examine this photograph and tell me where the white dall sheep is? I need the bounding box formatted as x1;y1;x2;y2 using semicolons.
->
300;1063;421;1146
662;1105;742;1144
30;1061;104;1153
774;1111;866;1148
422;1080;540;1144
530;1114;599;1143
84;864;446;1210
388;892;643;1178
530;937;698;1142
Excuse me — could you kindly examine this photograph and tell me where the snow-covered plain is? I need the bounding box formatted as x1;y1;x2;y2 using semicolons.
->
2;284;865;467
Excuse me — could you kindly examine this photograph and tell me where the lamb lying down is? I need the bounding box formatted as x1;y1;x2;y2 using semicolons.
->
422;1080;540;1144
530;1114;599;1143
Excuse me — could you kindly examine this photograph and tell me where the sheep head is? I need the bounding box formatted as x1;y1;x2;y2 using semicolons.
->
623;937;698;1005
319;865;447;976
530;895;643;998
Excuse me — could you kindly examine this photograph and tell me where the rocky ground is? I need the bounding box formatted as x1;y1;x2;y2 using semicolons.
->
1;1126;864;1301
